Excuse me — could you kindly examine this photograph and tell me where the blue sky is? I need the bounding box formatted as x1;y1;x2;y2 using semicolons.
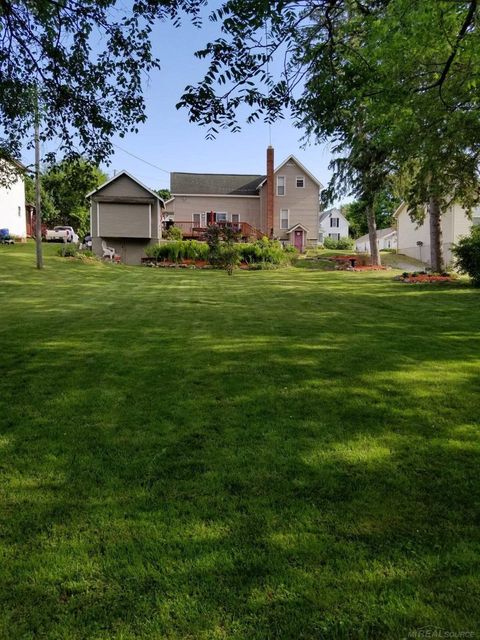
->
35;5;336;196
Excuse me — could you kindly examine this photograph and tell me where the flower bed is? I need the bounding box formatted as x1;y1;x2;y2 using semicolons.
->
142;259;254;270
394;271;456;284
329;254;386;271
352;265;387;271
142;259;210;269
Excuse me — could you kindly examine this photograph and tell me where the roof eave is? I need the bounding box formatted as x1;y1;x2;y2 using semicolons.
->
87;170;165;206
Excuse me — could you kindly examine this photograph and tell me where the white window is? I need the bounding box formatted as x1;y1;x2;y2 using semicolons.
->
215;212;228;222
231;213;240;225
277;176;285;196
280;209;289;230
329;233;340;241
330;217;339;228
192;213;201;226
296;176;305;188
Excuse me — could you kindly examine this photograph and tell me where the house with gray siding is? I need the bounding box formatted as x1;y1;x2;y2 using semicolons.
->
88;171;165;265
166;148;323;250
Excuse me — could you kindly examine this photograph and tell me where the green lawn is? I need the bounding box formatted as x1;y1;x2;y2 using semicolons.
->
1;243;479;639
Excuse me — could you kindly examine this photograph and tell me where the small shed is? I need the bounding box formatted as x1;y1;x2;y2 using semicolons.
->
355;227;397;254
87;171;165;265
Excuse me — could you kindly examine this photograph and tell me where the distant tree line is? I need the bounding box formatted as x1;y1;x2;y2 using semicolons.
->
25;160;108;238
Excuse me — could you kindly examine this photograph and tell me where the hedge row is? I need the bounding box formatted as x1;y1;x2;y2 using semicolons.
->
145;238;298;265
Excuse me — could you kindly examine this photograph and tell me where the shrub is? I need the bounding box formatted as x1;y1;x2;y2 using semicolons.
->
57;244;78;257
216;243;240;275
238;238;297;266
164;225;183;240
452;227;480;286
324;236;354;250
145;240;209;262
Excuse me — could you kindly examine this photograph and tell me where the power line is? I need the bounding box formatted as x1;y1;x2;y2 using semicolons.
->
112;142;170;174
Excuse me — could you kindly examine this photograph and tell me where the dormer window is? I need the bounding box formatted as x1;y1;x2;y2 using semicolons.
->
296;176;305;188
276;176;285;196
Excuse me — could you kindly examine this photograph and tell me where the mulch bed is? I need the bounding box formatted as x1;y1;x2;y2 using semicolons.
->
329;255;387;271
142;259;252;269
352;265;387;271
142;259;210;268
394;272;456;284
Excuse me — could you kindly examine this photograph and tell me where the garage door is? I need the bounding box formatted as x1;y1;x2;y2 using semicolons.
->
98;203;151;238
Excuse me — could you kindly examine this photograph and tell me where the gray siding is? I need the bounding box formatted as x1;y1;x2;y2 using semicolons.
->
92;237;155;265
98;203;151;238
260;159;320;245
89;173;162;265
96;174;151;199
168;195;262;229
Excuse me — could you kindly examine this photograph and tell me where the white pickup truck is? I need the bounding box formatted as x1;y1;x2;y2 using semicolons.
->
45;226;79;244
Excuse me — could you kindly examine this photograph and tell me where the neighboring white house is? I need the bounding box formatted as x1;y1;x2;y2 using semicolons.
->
355;227;397;253
395;202;480;266
0;162;26;238
319;207;349;244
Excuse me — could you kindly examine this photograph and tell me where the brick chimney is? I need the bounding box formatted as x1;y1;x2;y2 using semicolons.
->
266;146;274;237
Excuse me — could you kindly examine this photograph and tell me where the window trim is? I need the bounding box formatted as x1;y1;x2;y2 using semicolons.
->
215;212;228;222
330;217;340;228
280;208;289;230
296;176;305;188
276;175;285;196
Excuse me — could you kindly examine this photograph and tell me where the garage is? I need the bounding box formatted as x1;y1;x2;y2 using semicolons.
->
88;171;164;265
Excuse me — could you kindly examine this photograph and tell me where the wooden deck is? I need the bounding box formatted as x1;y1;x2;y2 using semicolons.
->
166;221;264;241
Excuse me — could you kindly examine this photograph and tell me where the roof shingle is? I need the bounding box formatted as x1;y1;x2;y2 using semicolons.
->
171;173;265;196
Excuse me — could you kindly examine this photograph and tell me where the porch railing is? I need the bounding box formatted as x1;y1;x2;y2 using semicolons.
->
166;221;265;241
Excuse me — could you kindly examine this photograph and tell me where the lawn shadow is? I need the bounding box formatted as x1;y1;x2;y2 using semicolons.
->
1;261;479;638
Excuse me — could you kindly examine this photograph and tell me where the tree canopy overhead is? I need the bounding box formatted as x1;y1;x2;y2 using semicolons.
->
0;0;206;165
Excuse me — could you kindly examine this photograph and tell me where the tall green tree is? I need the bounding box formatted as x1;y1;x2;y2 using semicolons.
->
354;0;480;270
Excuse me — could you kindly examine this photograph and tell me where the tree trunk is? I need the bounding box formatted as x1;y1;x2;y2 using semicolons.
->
34;102;43;270
367;204;381;266
428;196;443;272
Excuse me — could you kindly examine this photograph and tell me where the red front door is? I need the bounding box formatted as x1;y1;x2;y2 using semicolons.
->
294;229;304;251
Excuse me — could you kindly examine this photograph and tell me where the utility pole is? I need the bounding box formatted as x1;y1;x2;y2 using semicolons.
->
34;90;43;269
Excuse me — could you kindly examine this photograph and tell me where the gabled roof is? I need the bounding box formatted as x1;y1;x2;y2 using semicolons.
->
286;222;310;233
258;155;323;189
355;227;397;243
319;207;347;224
171;173;265;196
393;200;406;218
86;170;165;206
